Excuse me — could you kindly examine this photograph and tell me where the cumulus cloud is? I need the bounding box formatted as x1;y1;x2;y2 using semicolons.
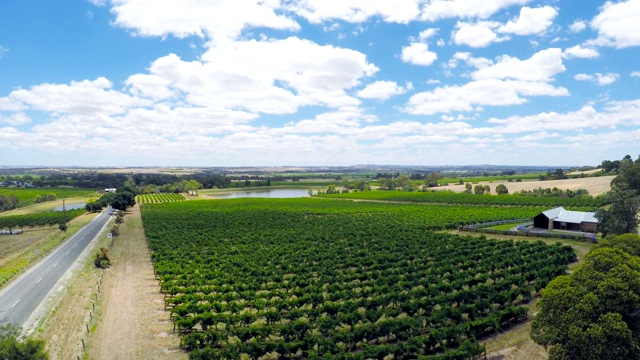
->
404;79;569;115
471;48;566;82
452;6;557;48
406;49;568;115
401;42;438;66
357;81;410;100
109;0;299;41
0;97;26;112
418;28;439;41
125;73;174;101
569;19;587;33
420;0;529;22
137;37;378;114
590;0;640;48
453;21;508;48
0;112;31;126
289;0;422;24
487;100;640;136
574;72;620;85
632;71;640;77
6;77;148;115
497;6;558;35
562;45;600;59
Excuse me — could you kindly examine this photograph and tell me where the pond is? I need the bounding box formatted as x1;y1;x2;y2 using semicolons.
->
213;188;311;199
53;203;86;211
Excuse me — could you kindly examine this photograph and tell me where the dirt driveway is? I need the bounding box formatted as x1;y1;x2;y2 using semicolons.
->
88;205;186;360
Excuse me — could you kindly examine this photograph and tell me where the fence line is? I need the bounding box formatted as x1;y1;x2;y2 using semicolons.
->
459;220;598;243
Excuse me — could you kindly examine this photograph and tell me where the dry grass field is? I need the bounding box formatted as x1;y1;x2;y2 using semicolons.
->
0;213;97;288
438;175;615;197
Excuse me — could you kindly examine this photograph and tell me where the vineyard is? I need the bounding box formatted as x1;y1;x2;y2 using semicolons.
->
317;190;605;208
136;193;186;204
142;199;576;359
0;208;85;229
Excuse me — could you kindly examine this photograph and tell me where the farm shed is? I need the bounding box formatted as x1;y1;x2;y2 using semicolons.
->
533;207;598;232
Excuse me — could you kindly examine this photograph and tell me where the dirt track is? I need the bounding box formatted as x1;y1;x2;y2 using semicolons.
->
88;205;186;360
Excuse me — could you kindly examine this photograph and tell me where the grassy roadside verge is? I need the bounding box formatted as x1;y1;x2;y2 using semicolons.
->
443;230;594;359
0;212;98;288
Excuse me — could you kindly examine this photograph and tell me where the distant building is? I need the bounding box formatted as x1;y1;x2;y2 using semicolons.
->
105;188;117;193
533;207;598;232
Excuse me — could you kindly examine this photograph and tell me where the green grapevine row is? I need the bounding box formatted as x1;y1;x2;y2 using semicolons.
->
318;190;604;208
0;208;85;229
136;193;186;204
141;199;575;359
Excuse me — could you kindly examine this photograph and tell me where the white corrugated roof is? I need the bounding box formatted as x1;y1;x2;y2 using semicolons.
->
542;206;597;224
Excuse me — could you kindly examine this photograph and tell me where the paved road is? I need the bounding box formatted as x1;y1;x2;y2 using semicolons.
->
0;207;113;326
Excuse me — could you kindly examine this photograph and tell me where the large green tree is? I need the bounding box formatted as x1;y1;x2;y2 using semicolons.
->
595;186;640;237
0;323;48;359
531;235;640;359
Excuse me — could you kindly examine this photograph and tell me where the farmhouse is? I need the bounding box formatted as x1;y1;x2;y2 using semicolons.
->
533;207;598;232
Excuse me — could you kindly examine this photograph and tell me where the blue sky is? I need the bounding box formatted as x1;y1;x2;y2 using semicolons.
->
1;0;639;167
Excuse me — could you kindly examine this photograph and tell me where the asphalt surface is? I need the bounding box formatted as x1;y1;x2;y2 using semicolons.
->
0;207;113;326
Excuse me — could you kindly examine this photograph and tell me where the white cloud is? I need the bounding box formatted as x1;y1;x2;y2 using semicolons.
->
420;0;529;21
404;79;568;115
471;48;566;82
290;0;422;24
562;45;600;59
497;6;558;35
418;28;439;41
574;73;594;82
141;37;378;114
0;112;31;126
0;97;26;112
569;19;587;33
357;81;409;100
125;73;174;101
406;49;568;115
436;39;445;47
401;42;438;66
323;23;341;32
632;71;640;77
109;0;299;42
590;0;640;48
276;106;374;134
574;72;619;85
486;100;640;136
594;73;619;85
453;21;509;48
451;52;493;69
87;0;106;6
7;77;148;115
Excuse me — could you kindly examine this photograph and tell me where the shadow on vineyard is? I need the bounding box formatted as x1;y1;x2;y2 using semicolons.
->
141;199;577;359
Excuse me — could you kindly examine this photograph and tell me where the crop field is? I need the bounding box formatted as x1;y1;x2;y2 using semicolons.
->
318;190;604;208
0;208;85;229
142;199;575;359
437;175;616;197
136;193;186;204
438;173;543;184
0;187;99;207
